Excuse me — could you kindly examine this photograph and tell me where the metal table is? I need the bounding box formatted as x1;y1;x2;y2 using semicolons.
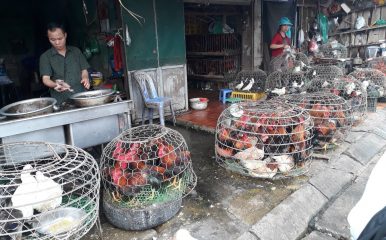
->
0;100;132;148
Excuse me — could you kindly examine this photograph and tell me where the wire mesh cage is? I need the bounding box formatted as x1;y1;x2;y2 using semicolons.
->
366;57;386;75
280;92;353;152
307;64;344;81
269;52;295;73
318;42;348;59
100;124;196;228
215;100;314;179
349;68;386;111
187;56;240;76
305;75;367;124
230;69;267;92
0;142;100;240
295;52;310;66
265;69;308;98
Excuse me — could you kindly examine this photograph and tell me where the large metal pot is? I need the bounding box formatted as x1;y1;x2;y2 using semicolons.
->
70;89;115;107
0;98;57;119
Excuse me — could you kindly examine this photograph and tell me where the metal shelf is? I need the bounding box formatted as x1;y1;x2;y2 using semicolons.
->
187;50;241;57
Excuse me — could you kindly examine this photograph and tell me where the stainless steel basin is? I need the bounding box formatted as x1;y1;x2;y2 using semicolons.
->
70;89;115;107
0;98;57;119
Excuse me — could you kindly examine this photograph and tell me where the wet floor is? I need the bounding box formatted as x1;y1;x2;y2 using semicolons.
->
84;125;309;240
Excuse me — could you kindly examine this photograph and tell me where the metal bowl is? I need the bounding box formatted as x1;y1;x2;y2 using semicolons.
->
70;89;115;107
0;98;57;119
33;207;86;235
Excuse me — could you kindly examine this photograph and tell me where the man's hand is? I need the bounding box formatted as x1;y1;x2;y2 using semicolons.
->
81;78;90;89
54;80;73;92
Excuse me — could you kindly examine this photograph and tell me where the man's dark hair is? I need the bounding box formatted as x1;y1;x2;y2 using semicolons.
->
47;22;66;33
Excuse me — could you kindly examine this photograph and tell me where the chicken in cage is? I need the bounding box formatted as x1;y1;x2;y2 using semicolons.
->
295;52;310;66
307;64;344;81
280;92;353;152
269;50;296;74
349;68;386;112
318;42;348;59
231;69;267;92
367;57;386;75
305;75;367;124
265;65;311;99
215;100;314;179
0;142;100;239
100;124;197;230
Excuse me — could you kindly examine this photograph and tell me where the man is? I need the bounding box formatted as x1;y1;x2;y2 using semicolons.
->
39;22;90;104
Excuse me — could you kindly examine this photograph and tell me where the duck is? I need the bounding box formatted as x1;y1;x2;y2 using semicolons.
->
242;78;255;91
34;171;63;213
235;80;245;90
11;164;38;218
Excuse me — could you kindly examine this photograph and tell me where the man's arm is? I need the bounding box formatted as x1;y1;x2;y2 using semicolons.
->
81;69;90;89
42;75;57;88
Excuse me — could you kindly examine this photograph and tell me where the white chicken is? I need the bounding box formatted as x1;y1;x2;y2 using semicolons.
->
322;81;330;88
242;78;255;91
271;87;286;96
234;146;264;162
272;155;294;173
361;80;369;91
34;171;63;213
345;82;356;95
235;80;245;90
11;164;38;218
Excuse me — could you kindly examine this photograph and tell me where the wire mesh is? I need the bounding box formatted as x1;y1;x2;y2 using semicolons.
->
307;64;344;81
367;97;378;112
295;52;310;66
215;100;314;179
230;69;267;92
366;57;386;75
265;69;308;98
0;142;100;240
318;42;348;59
269;51;296;73
279;92;353;152
305;75;367;124
100;124;197;209
349;68;386;95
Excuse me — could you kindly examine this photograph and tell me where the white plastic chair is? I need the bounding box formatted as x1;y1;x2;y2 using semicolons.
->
133;71;176;126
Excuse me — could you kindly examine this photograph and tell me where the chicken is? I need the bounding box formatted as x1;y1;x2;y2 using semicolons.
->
272;155;294;173
242;78;255;91
309;103;330;119
215;144;233;158
233;146;264;161
317;120;337;136
271;87;286;96
11;164;37;218
235;80;245;90
345;82;356;95
34;171;63;213
246;159;277;179
158;144;177;168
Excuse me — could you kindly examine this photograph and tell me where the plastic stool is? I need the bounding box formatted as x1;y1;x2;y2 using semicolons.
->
219;89;232;104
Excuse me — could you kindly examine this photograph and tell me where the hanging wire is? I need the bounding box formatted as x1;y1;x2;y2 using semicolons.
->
118;0;145;25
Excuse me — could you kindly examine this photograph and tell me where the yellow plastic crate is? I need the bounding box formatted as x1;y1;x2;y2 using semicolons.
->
230;91;266;101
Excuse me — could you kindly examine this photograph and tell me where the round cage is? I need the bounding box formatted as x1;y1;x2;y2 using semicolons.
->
318;42;348;59
305;75;367;124
280;92;353;152
215;100;314;179
0;142;100;239
265;69;307;98
231;70;267;92
307;64;344;81
100;125;197;230
367;57;386;75
295;52;310;66
269;52;296;73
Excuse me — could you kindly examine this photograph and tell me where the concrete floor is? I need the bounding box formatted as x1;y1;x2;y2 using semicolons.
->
84;125;309;240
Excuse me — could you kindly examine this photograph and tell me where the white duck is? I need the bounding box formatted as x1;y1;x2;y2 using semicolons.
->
34;171;62;213
345;82;356;95
235;80;245;90
242;78;255;91
11;164;38;218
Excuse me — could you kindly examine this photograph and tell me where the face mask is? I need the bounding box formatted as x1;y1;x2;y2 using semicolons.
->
286;27;292;38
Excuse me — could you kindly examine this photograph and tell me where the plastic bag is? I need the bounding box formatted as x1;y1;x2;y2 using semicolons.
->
355;16;366;30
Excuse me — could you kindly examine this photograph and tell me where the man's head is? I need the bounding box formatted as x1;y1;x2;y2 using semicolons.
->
47;22;67;51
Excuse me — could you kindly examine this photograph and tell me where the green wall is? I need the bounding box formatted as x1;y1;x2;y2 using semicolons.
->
121;0;186;70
